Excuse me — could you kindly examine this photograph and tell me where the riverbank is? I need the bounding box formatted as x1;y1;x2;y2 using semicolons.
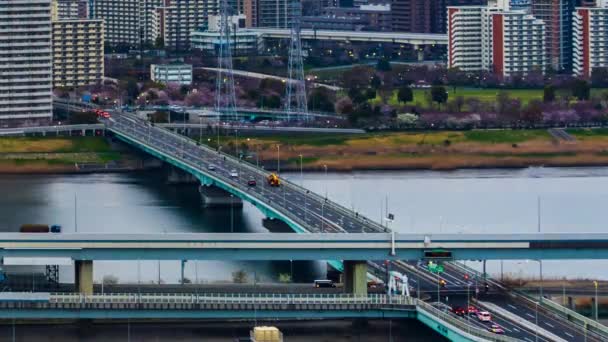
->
213;129;608;172
0;137;146;174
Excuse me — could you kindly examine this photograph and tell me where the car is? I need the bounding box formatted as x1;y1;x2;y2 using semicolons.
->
476;311;492;322
230;169;238;178
208;164;216;171
467;306;478;315
488;326;505;334
247;178;256;186
450;306;466;316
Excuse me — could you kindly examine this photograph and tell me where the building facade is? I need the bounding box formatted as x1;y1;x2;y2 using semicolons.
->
152;0;210;50
0;0;54;126
150;63;193;85
393;0;486;33
449;0;546;77
244;0;293;28
52;19;104;87
573;0;608;77
52;0;89;20
191;14;264;55
93;0;140;46
531;0;576;72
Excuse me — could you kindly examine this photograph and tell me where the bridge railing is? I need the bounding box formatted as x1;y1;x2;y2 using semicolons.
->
110;116;387;235
49;293;416;306
416;300;519;342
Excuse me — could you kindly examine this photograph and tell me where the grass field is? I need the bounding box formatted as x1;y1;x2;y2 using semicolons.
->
0;137;112;153
369;87;608;108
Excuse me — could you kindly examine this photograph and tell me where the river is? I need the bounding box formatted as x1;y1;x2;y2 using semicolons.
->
0;166;606;284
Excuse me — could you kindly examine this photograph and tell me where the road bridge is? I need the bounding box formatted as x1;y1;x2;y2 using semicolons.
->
0;292;518;342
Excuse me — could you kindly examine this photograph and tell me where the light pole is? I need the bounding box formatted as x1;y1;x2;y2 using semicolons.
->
276;144;280;174
323;164;328;199
230;194;234;233
299;154;303;186
199;115;203;143
538;259;543;302
594;280;599;321
535;301;539;342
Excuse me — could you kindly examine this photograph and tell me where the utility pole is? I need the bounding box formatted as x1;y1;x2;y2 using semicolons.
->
214;0;238;124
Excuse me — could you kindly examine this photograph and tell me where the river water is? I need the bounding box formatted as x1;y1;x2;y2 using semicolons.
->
0;166;606;284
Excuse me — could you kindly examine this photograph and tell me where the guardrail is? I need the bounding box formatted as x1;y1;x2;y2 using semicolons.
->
416;300;519;342
49;293;415;306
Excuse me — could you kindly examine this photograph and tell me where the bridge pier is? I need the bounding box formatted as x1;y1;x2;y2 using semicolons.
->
568;296;575;310
75;260;93;295
344;260;367;296
262;217;294;233
199;185;243;208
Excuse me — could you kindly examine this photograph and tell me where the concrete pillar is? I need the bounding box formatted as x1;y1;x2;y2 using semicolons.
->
199;185;243;208
567;296;574;310
262;217;294;233
592;297;598;320
344;260;367;296
75;260;93;295
417;48;424;62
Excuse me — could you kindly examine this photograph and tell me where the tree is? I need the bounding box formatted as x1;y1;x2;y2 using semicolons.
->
348;87;366;104
543;85;556;103
341;66;373;89
591;67;608;88
365;88;377;100
370;75;382;90
154;36;164;49
430;85;448;109
258;95;281;109
124;78;139;100
572;79;590;101
454;96;465;113
150;111;169;123
376;58;391;72
397;86;413;104
308;88;335;113
521;100;544;125
446;67;469;92
232;270;248;283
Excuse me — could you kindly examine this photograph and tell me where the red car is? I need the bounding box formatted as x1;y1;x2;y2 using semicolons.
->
451;306;466;316
247;178;257;186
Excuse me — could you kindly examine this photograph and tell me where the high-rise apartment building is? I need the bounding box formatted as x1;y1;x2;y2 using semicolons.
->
93;0;140;46
152;0;210;50
392;0;485;33
51;0;89;20
531;0;576;72
52;19;104;87
0;0;54;126
244;0;293;28
573;0;608;77
448;0;546;77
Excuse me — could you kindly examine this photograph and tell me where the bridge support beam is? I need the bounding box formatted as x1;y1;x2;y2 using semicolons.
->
75;260;93;295
344;261;367;296
199;185;243;208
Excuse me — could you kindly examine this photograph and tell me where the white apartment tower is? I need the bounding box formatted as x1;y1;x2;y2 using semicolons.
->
152;0;211;50
92;0;140;46
448;0;545;77
0;0;53;126
573;0;608;77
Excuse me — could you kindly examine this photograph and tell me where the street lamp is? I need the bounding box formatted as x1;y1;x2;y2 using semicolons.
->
594;280;599;321
323;164;328;199
276;144;281;174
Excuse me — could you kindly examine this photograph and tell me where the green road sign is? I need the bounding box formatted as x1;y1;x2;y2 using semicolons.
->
428;262;444;274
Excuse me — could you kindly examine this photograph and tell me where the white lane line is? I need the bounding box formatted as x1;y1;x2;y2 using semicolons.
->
513;328;520;332
544;322;554;328
508;304;517;310
564;332;574;338
524;338;533;342
525;313;535;319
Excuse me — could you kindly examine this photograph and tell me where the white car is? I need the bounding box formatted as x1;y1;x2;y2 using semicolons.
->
477;311;492;322
229;169;238;178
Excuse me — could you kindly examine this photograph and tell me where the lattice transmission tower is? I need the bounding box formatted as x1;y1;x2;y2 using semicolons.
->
285;1;308;121
215;0;238;121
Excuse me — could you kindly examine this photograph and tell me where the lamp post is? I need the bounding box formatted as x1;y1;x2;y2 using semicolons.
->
276;144;280;174
535;301;539;342
594;280;599;321
323;164;328;199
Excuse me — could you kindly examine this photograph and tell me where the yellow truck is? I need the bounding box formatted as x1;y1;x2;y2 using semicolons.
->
250;326;283;342
267;173;280;187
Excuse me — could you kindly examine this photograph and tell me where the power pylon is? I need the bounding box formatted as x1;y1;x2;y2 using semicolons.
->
285;1;308;121
215;0;238;121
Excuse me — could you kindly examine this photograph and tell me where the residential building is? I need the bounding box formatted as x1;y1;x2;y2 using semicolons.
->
152;0;211;50
531;0;576;72
0;0;54;126
92;0;140;46
393;0;486;33
150;63;193;85
573;0;608;77
245;0;293;28
191;14;264;55
52;0;89;20
302;4;391;31
448;0;546;77
52;19;104;87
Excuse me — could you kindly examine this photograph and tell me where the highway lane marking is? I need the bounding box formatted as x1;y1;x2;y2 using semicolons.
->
525;313;535;319
524;337;533;342
512;327;520;332
564;332;574;338
544;322;554;328
508;304;517;310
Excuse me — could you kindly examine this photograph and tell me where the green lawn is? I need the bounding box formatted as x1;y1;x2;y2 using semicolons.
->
371;87;608;108
463;130;551;144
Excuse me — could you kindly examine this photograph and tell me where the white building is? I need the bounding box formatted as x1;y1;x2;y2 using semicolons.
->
150;63;193;85
0;0;54;126
573;0;608;77
92;0;140;46
448;0;545;77
151;0;213;50
190;15;264;56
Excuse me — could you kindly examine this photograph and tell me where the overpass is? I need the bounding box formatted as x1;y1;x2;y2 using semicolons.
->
2;232;608;261
251;28;447;46
0;292;519;341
